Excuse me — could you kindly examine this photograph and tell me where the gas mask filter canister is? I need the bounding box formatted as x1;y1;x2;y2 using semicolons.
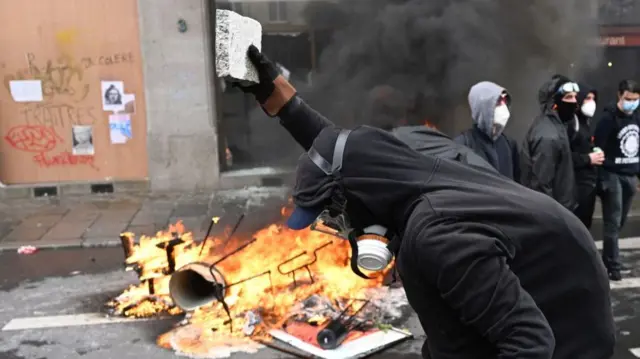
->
356;225;393;271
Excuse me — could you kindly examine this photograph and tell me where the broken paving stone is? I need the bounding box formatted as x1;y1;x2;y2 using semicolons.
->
215;9;262;84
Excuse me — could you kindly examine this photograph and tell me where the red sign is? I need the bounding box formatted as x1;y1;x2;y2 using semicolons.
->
599;35;640;47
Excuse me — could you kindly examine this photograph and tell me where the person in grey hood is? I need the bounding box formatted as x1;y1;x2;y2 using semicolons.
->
234;45;615;359
454;81;520;181
521;75;579;211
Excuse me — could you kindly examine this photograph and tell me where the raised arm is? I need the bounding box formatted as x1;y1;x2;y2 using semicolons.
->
236;45;333;150
415;217;555;358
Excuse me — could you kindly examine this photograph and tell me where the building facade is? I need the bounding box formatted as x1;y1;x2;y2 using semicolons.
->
0;0;636;197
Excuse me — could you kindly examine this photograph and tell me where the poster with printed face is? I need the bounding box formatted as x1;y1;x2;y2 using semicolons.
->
101;81;125;112
72;126;94;156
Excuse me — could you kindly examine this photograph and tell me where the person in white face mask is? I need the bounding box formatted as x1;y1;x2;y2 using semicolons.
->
454;81;520;182
568;84;602;230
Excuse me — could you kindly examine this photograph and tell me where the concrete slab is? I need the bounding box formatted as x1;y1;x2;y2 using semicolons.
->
83;220;129;239
97;209;139;223
82;236;124;247
34;237;84;249
20;214;64;227
125;224;161;238
61;210;100;224
41;220;96;241
171;203;209;217
3;226;49;243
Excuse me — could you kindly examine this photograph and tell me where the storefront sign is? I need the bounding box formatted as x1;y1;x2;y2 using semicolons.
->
599;35;640;47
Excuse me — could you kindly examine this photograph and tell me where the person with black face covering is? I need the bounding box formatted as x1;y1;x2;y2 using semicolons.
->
568;85;603;229
594;79;640;281
521;75;579;210
235;46;615;359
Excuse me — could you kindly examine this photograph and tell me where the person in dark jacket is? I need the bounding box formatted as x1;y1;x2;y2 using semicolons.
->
454;81;520;181
521;75;579;211
364;85;500;174
569;85;603;229
235;45;615;359
594;79;640;281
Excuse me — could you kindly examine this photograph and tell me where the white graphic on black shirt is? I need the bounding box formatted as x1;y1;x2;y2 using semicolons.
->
616;124;640;164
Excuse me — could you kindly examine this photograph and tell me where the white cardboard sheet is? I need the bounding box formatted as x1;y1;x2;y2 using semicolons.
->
269;327;412;359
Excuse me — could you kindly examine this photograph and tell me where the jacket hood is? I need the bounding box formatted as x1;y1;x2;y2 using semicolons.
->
538;74;572;112
292;126;434;234
576;83;598;122
577;83;597;107
468;81;507;138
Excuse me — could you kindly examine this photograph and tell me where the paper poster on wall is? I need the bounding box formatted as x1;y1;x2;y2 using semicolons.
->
109;114;132;144
9;80;43;102
72;126;95;155
115;93;136;114
101;81;125;112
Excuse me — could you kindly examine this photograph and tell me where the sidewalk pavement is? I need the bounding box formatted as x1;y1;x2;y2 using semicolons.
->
0;187;290;251
1;186;640;251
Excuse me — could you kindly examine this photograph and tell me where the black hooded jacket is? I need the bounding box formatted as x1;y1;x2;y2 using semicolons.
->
392;126;499;175
569;85;598;188
520;76;577;211
277;95;615;359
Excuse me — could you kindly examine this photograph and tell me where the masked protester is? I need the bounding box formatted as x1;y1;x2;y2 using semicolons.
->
453;82;520;182
521;75;579;210
568;85;602;229
594;79;640;281
236;46;615;359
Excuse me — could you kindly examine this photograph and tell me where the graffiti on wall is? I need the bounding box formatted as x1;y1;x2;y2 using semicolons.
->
20;103;97;128
0;48;134;174
1;52;134;102
4;125;97;169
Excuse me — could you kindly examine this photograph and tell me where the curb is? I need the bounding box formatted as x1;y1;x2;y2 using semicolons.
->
0;240;124;252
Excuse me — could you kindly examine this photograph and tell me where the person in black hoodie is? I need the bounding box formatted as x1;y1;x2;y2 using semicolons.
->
569;85;604;228
454;81;520;181
236;46;615;359
521;75;579;211
594;79;640;281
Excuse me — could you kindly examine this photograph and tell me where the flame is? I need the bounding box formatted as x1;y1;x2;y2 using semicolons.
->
108;207;391;356
423;119;436;129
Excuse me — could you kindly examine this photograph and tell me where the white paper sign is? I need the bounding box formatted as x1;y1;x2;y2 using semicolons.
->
109;114;132;144
9;80;43;102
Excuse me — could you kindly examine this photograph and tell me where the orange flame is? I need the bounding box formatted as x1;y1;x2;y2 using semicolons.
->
108;207;391;356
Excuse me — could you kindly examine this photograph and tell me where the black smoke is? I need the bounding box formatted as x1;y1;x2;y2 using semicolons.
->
299;0;602;139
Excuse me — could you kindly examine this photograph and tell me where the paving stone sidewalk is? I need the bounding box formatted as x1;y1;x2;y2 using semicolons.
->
0;187;290;251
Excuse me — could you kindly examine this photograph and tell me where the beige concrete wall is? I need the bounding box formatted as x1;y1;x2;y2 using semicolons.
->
137;0;220;191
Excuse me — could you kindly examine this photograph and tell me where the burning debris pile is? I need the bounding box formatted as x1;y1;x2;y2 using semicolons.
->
106;214;411;358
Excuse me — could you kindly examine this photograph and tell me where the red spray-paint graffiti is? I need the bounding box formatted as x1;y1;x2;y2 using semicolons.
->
33;151;97;170
4;125;96;169
4;125;61;153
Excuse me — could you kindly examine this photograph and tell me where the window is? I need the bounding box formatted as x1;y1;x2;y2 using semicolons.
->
268;1;288;22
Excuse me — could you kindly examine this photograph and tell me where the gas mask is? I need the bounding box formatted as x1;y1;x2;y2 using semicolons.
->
306;130;395;279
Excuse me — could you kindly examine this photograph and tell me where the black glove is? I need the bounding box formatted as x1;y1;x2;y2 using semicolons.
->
236;45;296;116
237;45;279;103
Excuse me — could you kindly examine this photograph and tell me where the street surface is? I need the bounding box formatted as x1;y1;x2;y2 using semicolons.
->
0;191;640;358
